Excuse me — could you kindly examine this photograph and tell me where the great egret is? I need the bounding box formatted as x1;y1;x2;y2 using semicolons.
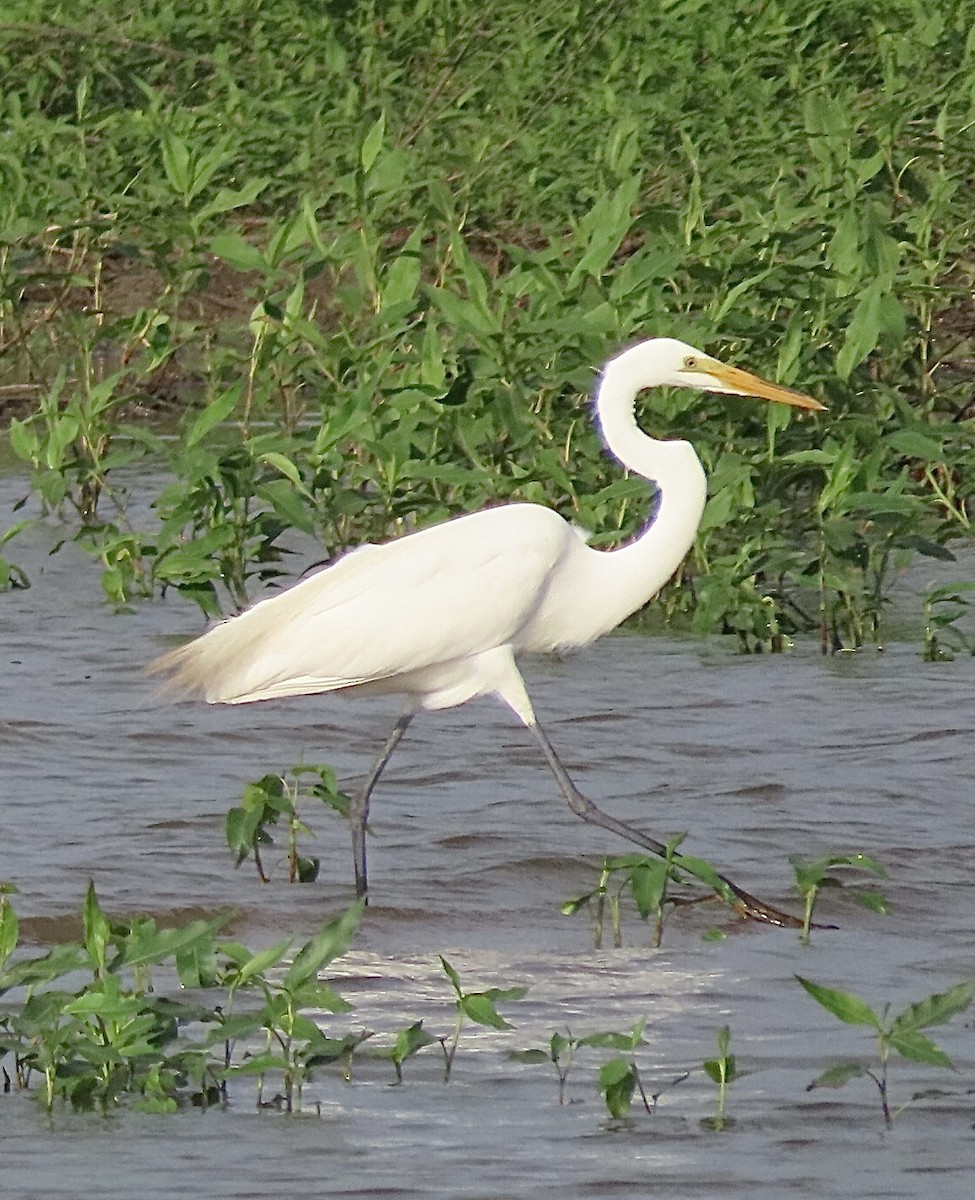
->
152;337;824;923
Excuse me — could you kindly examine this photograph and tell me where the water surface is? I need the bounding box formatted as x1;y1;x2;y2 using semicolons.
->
1;483;973;1198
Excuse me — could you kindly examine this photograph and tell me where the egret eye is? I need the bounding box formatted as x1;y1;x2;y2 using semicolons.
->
683;355;698;370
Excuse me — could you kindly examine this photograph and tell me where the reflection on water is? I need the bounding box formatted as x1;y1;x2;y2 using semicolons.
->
1;483;973;1199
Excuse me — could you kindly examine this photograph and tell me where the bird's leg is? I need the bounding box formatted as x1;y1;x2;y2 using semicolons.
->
527;720;809;929
350;710;414;901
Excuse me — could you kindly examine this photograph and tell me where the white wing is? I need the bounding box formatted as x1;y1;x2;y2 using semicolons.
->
152;504;573;703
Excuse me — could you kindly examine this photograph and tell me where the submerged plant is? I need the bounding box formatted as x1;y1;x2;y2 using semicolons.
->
922;582;975;662
701;1025;742;1131
439;956;527;1081
789;852;888;943
226;764;349;884
0;883;229;1110
372;1020;441;1085
561;838;738;947
217;901;364;1111
797;976;975;1128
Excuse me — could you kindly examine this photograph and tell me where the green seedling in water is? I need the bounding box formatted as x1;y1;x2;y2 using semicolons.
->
226;764;349;884
701;1025;742;1131
789;852;887;942
797;976;975;1128
372;1020;441;1084
922;582;975;661
511;1020;666;1113
439;956;526;1081
562;837;730;947
217;901;363;1112
0;883;229;1110
589;1018;652;1120
509;1030;580;1104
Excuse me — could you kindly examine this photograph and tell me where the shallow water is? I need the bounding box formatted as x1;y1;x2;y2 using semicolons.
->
1;482;974;1198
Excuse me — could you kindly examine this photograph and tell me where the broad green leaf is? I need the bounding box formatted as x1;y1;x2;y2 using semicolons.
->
210;232;267;272
6;418;38;463
796;977;881;1027
702;1059;724;1084
885;430;945;461
390;1021;438;1064
887;1027;953;1069
630;859;669;918
186;383;242;448
230;936;293;986
578;1031;638;1051
461;993;514;1030
199;176;270;221
894;980;975;1032
598;1057;636;1118
82;881;111;974
283;901;362;990
258;451;304;489
507;1048;550;1064
807;1061;868;1089
160;129;191;195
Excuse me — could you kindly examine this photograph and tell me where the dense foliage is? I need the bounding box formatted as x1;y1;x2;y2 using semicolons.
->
2;0;974;647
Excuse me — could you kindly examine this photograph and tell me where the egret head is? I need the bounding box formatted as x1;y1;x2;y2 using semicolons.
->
626;338;826;412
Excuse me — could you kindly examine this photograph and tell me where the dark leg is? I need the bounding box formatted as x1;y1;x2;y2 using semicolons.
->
350;711;414;900
527;719;808;929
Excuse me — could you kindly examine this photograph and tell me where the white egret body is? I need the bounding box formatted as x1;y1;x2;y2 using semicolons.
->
153;338;824;922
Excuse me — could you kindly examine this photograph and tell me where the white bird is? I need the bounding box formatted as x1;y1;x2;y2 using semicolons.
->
152;337;824;923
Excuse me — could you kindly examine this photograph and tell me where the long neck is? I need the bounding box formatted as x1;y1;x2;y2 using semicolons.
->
593;351;708;619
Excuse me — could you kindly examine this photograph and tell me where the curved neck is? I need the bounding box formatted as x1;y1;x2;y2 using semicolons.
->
593;351;708;614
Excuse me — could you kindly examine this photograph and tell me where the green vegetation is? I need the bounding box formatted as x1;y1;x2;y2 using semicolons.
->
701;1024;741;1131
439;955;527;1080
225;764;349;884
561;839;727;947
789;851;888;943
2;0;974;644
2;0;974;1152
0;882;364;1113
798;976;975;1128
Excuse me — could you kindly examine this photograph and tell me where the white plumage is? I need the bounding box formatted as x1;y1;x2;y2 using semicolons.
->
152;336;823;919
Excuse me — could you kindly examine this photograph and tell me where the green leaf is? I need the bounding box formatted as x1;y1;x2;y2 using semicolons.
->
507;1048;550;1064
702;1059;724;1084
598;1057;636;1118
389;1020;438;1064
894;980;975;1032
360;112;386;174
885;430;945;461
186;384;242;448
630;859;671;917
796;977;881;1027
807;1061;869;1089
0;897;18;970
231;936;293;986
199;177;270;222
160;129;191;195
853;891;890;914
578;1030;641;1052
887;1028;953;1069
439;956;462;997
257;451;304;489
209;232;267;272
461;993;514;1030
283;901;362;991
82;881;111;974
